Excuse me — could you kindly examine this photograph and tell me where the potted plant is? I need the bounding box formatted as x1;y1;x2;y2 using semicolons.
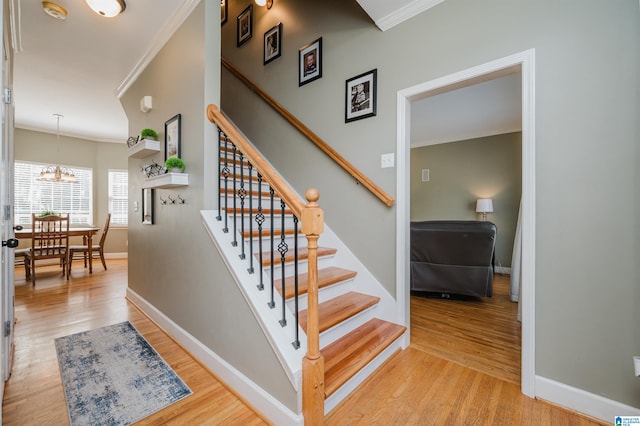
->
165;157;185;173
140;128;158;141
38;210;57;217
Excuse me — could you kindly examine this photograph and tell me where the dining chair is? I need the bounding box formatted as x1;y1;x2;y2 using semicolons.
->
24;213;70;285
68;213;111;273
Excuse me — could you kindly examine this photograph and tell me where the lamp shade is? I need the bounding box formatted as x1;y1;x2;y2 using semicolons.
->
85;0;126;17
476;198;493;213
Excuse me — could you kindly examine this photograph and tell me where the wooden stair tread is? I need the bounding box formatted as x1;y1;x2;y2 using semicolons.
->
222;188;280;199
222;207;293;215
241;228;296;239
322;318;406;398
299;292;379;334
275;266;357;299
256;246;336;267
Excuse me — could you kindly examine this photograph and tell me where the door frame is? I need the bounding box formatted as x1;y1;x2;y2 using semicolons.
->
395;49;536;397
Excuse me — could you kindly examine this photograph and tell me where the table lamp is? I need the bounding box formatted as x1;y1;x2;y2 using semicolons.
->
476;198;493;221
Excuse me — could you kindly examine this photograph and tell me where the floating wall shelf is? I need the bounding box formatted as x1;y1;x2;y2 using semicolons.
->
142;173;189;189
128;139;160;158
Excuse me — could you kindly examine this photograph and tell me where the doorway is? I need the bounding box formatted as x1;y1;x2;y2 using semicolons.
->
396;49;536;396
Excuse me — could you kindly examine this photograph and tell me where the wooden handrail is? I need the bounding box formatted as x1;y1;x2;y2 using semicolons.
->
221;57;395;208
208;105;327;423
207;104;306;217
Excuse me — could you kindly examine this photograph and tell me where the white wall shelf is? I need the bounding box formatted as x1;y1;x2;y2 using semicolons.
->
142;173;189;189
128;139;160;158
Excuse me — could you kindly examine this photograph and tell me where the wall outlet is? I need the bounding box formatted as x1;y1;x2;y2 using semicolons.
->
422;168;430;182
381;153;395;168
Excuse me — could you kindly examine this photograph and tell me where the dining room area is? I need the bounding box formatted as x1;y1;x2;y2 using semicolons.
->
12;126;130;284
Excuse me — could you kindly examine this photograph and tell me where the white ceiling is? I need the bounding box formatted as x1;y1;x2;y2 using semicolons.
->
410;73;522;148
13;0;187;143
12;0;519;146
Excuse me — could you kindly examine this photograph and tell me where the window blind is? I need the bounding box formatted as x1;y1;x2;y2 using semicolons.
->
108;169;128;226
14;161;93;225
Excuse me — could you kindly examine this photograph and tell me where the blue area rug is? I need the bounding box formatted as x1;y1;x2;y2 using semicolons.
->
55;321;192;426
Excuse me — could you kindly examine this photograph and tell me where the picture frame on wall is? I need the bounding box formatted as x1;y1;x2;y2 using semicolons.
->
264;23;282;65
165;114;181;161
345;69;377;123
220;0;227;25
237;4;253;47
142;188;154;225
298;37;322;86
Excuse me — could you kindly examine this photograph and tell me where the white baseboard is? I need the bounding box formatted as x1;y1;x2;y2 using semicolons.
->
126;288;303;426
105;252;128;259
535;375;640;422
495;266;511;275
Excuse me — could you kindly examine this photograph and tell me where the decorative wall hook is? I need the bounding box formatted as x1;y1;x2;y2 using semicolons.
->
168;195;176;204
177;195;185;204
159;196;167;205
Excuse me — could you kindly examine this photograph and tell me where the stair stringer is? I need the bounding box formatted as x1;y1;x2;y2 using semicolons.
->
201;209;305;392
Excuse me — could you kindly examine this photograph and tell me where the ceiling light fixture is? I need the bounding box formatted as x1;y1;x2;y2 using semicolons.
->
37;114;77;184
42;1;68;20
255;0;273;9
84;0;126;18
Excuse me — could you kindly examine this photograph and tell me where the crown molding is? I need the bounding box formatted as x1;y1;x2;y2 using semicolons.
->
115;0;201;99
375;0;446;32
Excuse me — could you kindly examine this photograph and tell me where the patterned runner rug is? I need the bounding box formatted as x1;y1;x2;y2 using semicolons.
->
55;321;192;425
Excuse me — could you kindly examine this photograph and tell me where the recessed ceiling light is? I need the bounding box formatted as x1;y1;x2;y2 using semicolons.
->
42;1;67;20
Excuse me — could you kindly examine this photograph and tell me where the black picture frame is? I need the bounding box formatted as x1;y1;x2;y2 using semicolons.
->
264;23;282;65
164;114;181;161
236;4;253;47
345;69;377;123
220;0;227;25
299;37;322;86
142;188;154;225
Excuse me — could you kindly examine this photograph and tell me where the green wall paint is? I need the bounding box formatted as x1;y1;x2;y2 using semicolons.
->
410;133;522;269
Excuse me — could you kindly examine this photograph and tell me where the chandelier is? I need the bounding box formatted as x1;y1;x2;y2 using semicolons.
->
37;114;77;183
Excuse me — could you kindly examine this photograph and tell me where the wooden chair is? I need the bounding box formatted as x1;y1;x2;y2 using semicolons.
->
24;214;70;285
69;213;111;273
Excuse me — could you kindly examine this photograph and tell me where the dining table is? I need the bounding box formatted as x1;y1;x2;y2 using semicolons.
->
15;226;100;273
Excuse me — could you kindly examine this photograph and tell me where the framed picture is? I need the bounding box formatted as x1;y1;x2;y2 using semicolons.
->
345;69;377;123
220;0;227;25
264;23;282;65
236;4;253;47
298;37;322;86
165;114;181;161
142;188;154;225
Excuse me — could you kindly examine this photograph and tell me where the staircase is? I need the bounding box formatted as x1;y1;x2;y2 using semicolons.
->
205;105;406;422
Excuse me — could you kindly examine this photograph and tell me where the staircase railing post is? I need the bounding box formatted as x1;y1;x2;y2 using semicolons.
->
301;188;325;425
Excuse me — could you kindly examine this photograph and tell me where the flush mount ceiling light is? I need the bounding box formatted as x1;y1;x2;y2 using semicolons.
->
85;0;126;18
255;0;273;9
42;1;68;20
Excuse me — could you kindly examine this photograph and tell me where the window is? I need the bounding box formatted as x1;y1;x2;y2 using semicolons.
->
108;169;128;226
14;161;93;225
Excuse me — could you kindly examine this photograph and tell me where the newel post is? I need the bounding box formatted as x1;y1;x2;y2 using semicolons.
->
301;188;325;425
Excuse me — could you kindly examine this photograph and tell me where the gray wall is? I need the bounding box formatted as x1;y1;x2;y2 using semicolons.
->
220;0;640;409
14;128;128;254
120;0;297;412
410;133;522;269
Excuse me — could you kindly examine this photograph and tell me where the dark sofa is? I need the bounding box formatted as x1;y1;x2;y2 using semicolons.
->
410;220;496;298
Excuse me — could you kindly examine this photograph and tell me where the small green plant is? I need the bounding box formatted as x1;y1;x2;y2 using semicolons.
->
140;128;158;140
165;157;185;172
38;210;56;217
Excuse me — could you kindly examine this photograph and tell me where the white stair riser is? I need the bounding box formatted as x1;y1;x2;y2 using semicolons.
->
285;277;356;312
318;306;377;349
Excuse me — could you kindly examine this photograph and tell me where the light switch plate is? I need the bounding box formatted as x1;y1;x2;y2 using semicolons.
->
381;153;395;168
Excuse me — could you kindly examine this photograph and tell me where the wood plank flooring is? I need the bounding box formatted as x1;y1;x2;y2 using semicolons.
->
2;262;607;425
410;274;521;385
2;260;269;425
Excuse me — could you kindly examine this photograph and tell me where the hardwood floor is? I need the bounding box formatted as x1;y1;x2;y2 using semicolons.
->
2;260;269;425
3;262;606;425
411;274;521;385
